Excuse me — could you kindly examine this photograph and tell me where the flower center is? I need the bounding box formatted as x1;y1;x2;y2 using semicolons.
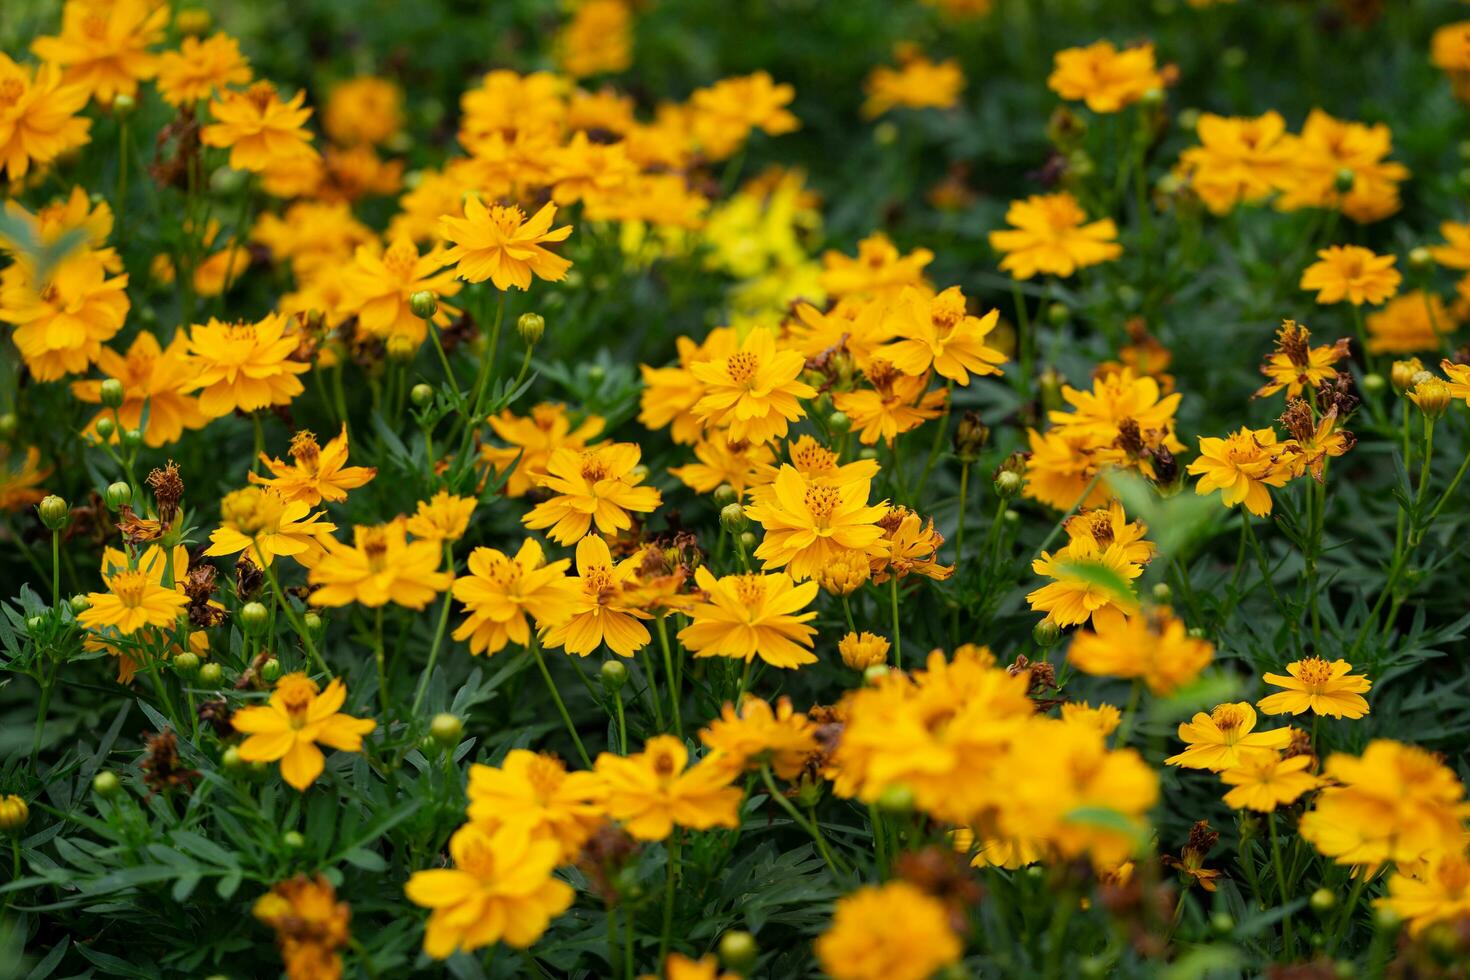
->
289;430;321;472
361;527;390;573
585;565;615;600
791;441;837;474
109;570;150;608
1296;657;1333;689
276;675;318;727
1211;704;1246;737
726;351;759;385
579;453;610;482
0;79;24;108
732;575;766;608
804;485;841;523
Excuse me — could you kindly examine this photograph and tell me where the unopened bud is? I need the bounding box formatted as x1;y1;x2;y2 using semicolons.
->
112;94;136;115
239;601;269;631
863;664;890;685
876;783;914;814
121;428;143;450
38;494;70;530
517;312;545;346
95;416;116;440
173;652;200;676
719;931;758;972
1032;619;1061;647
713;483;738;506
69;594;90;613
100;378;125;408
410;383;434;407
1151;583;1172;603
1310;888;1336;913
0;795;29;833
282;830;306;850
1046;302;1070;327
952;411;989;462
1333;168;1356;194
1409;378;1451;419
198;663;224;688
994;470;1023;498
1408;246;1433;270
408;290;438;319
720;503;748;534
303;612;324;635
260;657;281;682
1390;359;1424;392
600;659;628;693
92;770;122;798
104;482;132;510
430;712;463;746
827;410;850;433
1360;373;1385;395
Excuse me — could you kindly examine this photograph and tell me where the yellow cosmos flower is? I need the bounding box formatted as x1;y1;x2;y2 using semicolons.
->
862;48;966;118
1378;851;1470;937
690;327;816;445
1047;40;1162;113
31;0;167;105
838;631;889;671
1300;245;1401;306
678;566;819;669
440;198;572;290
1254;319;1350;400
1065;607;1212;695
338;237;461;346
640;954;739;980
1;248;129;382
1187;426;1293;517
323;76;403;146
1164;702;1294;771
870;506;953;583
541;535;651;656
745;465;889;581
1023;427;1109;511
988;192;1122;280
483;402;606;498
452;539;578;656
248;426;376;506
202;82;319;173
819;233;933;301
832;361;948;447
155;32;251;106
232;674;376;791
204;486;337;568
0;446;50;513
1027;540;1141;632
591;735;743;841
1257;657;1371;719
690;71;799;162
522;443;662;545
787;298;891;373
184;314;311;417
1059;701;1122;737
699;696;820;779
1429;220;1470;270
876;285;1005;385
1176;111;1295;214
405;820;574;958
1366;291;1456;354
307;519;452;609
0;54;92;181
78;566;188;636
1221;752;1320;812
669;432;777;496
70;331;207;447
466;750;604;862
405;491;476;544
639;330;739;445
1442;358;1470;405
815;882;962;980
1278;110;1409;223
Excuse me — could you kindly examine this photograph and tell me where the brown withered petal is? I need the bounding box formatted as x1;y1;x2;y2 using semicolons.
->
235;554;264;600
197;698;234;737
146;460;185;525
140;729;199;795
116;505;166;544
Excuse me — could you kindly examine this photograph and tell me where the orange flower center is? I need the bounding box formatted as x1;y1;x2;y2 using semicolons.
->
1295;657;1333;689
109;570;150;608
579;453;610;482
82;14;108;39
804;485;841;522
726;351;759;385
277;679;317;727
1211;704;1246;734
289;430;321;471
0;79;24;108
732;574;766;608
651;750;678;778
585;564;615;600
244;82;278;112
361;528;390;573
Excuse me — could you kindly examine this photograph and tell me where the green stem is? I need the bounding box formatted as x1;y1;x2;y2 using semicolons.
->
373;606;389;717
613;686;627;755
656;615;682;738
251;414;265;475
1268;813;1295;956
889;576;902;669
410;544;457;717
639;649;665;732
658;832;680;964
529;635;592;768
257;547;329;677
760;764;850;878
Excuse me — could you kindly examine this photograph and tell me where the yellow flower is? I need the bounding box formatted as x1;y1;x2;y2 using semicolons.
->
1176;111;1294;214
1;248;129;382
988;192;1122;280
1442;358;1470;405
556;0;633;78
405;821;574;958
248;426;376;506
0;54;91;181
542;534;652;656
1164;702;1293;771
1377;851;1470;937
871;506;954;584
0;446;50;513
819;233;933;301
452;539;579;656
745;465;889;581
1429;220;1470;270
308;519;453;609
677;566;820;669
1254;319;1350;400
838;631;889;671
338;238;461;346
405;491;476;544
184;314;311;417
833;361;948;447
700;696;819;779
483;403;605;498
31;0;167;105
1300;246;1401;306
252;200;373;278
232;674;376;791
202;82;319;173
1047;40;1162;113
1059;701;1121;737
465;750;603;861
155;33;251;106
1278;110;1409;223
1257;657;1371;719
1065;607;1213;695
640;954;739;980
71;331;207;447
522;443;662;545
690;327;817;445
78;566;189;636
591;735;743;840
1023;427;1109;511
815;881;962;980
862;48;965;118
1277;402;1354;482
440;198;573;290
203;487;337;568
1027;540;1141;632
816;548;872;596
252;874;351;980
640;330;738;444
1048;367;1183;451
1187;426;1292;517
323;76;403;146
550;131;638;211
669;432;777;496
1366;291;1456;354
690;72;799;161
876;285;1005;384
1221;752;1319;812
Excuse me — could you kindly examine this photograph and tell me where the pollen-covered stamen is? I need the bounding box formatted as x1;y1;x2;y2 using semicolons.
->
584;563;616;602
732;574;766;608
1211;703;1247;734
579;452;610;482
108;570;150;608
791;441;838;473
244;82;278;111
1295;656;1334;689
382;240;419;276
1279;399;1316;443
726;351;759;385
804;485;841;523
361;527;390;573
289;430;321;470
275;675;319;727
1275;320;1311;368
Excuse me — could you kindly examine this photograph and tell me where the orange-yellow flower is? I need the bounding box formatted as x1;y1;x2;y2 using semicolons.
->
819;233;932;301
0;55;91;181
522;443;662;545
465;750;603;861
1299;246;1401;306
184;314;311;417
1164;702;1293;771
204;486;337;569
323;76;403;147
833;361;948;447
1028;540;1142;633
863;49;965;118
155;32;251;106
202;82;319;173
1176;111;1295;214
78;567;188;636
71;332;207;447
1187;426;1293;517
1221;752;1320;813
744;466;889;581
1047;40;1162;113
1366;291;1456;354
690;327;817;445
249;426;376;506
452;539;579;656
1;249;129;382
439;198;572;291
815;881;962;980
307;519;453;609
1258;657;1371;720
338;238;461;346
678;566;819;669
1065;607;1213;695
988;192;1121;280
31;0;167;105
232;674;375;791
592;735;743;840
690;72;799;161
876;286;1005;385
482;403;606;498
541;534;651;656
1377;851;1470;937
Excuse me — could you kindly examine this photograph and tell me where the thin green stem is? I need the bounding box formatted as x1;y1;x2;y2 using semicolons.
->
760;764;850;878
1268;813;1295;956
658;832;680;964
889;576;902;669
655;615;682;738
373;606;389;717
410;544;457;717
529;635;592;768
256;546;329;677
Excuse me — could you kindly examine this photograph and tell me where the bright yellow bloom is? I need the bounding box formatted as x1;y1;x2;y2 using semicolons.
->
31;0;167;105
862;48;965;118
482;403;605;498
1300;246;1401;306
405;491;476;544
203;486;337;569
1028;540;1141;633
1048;367;1184;453
549;130;637;209
1278;402;1355;483
323;76;403;146
700;696;819;779
452;539;578;656
1258;657;1371;719
232;674;376;791
690;327;817;445
669;432;777;495
838;631;889;671
1164;702;1293;771
639;330;738;444
1278;110;1409;223
308;519;452;609
440;198;572;290
522;443;662;545
640;954;739;980
1177;111;1294;214
1047;40;1162;113
542;535;651;656
678;566;819;669
0;55;91;181
202;82;319;173
1442;358;1470;405
1378;851;1470;937
1254;319;1350;400
249;426;376;506
1187;426;1293;517
787;298;891;373
1060;701;1121;737
155;33;251;106
338;238;461;346
690;72;799;161
1062;500;1156;566
745;465;889;581
1023;427;1110;511
78;566;189;636
1221;752;1319;812
815;882;962;980
1066;607;1213;696
591;735;742;840
876;286;1005;384
988;192;1121;280
870;506;953;583
833;361;948;447
405;821;574;957
71;331;207;447
1429;220;1470;270
1366;291;1455;354
465;750;603;861
252;200;373;278
556;0;633;79
820;233;933;301
1;248;129;382
184;314;311;417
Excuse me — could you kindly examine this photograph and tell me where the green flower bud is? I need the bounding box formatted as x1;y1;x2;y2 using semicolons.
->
222;746;245;771
95;416;116;440
876;783;914;814
121;428;143;450
1151;583;1172;604
1210;911;1234;935
993;470;1023;499
1408;246;1433;270
103;482;132;510
173;651;200;676
718;931;758;973
410;383;434;407
863;664;889;685
1139;87;1165;110
112;94;136;115
1361;373;1386;395
431;713;463;746
282;830;306;850
239;601;269;631
1310;888;1336;913
198;663;224;688
303;612;324;635
720;503;748;534
517;312;545;346
260;657;281;683
1333;168;1356;194
25;615;44;635
600;659;628;693
713;483;738;506
38;494;70;530
100;378;126;408
93;770;122;798
739;531;756;550
1032;619;1061;648
69;594;90;613
408;290;438;319
1046;302;1070;327
827;410;850;433
0;412;15;437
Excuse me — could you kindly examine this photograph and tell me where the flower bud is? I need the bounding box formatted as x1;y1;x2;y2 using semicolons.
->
720;503;748;534
1139;87;1165;110
221;746;245;770
1390;358;1424;392
1177;108;1201;133
713;483;738;506
739;531;756;550
517;312;545;346
239;601;269;631
827;410;850;433
0;412;15;436
1408;246;1433;270
952;411;989;462
600;659;628;693
1210;911;1234;935
1032;619;1061;648
858;447;879;461
112;94;136;116
0;795;29;833
69;594;90;613
410;383;434;407
25;615;44;635
408;290;438;319
121;428;143;450
38;494;70;530
863;664;890;685
587;364;605;382
173;651;200;676
1409;378;1452;419
1310;888;1336;913
282;830;306;850
92;770;122;798
1374;906;1401;930
1046;302;1070;327
993;470;1023;499
718;931;758;973
95;416;116;440
838;631;889;671
1151;583;1172;604
1360;373;1385;395
876;783;914;814
198;663;224;688
104;482;132;510
1333;167;1356;194
431;712;463;747
303;612;324;635
100;378;126;408
260;657;281;682
386;335;416;362
873;121;898;146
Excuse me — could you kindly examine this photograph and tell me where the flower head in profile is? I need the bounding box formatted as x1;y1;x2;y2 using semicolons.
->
202;82;319;173
1221;752;1319;812
204;486;337;568
876;286;1006;385
745;466;889;581
404;821;574;958
700;696;820;779
466;750;603;861
1277;400;1354;483
78;566;189;636
988;192;1121;280
815;881;962;980
232;674;376;790
1164;702;1294;771
452;539;578;656
542;535;651;657
1254;319;1350;400
1060;701;1122;737
1257;657;1371;719
838;631;889;671
0;55;91;181
308;519;453;609
31;0;167;105
592;735;743;841
0;446;50;513
405;491;476;544
690;328;817;445
1066;606;1213;695
1187;426;1292;517
440;199;572;290
184;314;311;417
678;566;820;669
1047;40;1163;113
1300;246;1401;306
71;332;208;447
863;46;965;118
1278;110;1409;223
249;426;376;506
522;443;662;545
1377;851;1470;937
156;32;252;106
